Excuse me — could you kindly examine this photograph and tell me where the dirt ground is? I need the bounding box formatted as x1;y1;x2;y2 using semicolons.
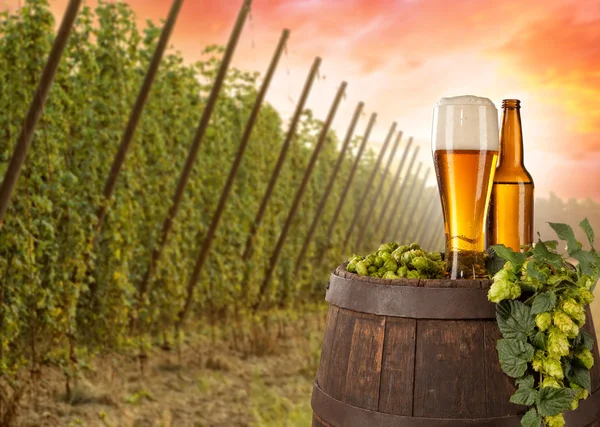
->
10;300;600;427
13;308;326;427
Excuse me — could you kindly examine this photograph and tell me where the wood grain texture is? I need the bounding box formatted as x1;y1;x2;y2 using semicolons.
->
378;316;416;415
343;314;386;410
483;321;522;417
316;305;339;388
322;308;355;397
413;320;487;418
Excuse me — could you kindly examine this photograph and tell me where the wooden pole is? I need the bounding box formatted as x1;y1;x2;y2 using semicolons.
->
390;164;425;241
95;0;184;235
354;129;403;252
137;0;252;300
176;29;289;326
253;82;347;311
315;112;377;266
0;0;83;225
293;102;364;275
241;57;321;263
340;122;397;256
372;137;413;235
394;168;431;241
381;147;419;241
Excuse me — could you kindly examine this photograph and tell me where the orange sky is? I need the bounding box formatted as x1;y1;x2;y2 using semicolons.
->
10;0;600;201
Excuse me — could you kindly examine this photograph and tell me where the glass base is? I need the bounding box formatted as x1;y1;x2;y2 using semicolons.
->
445;250;488;280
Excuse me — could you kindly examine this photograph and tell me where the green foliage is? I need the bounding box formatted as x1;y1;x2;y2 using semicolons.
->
0;0;431;403
488;219;600;426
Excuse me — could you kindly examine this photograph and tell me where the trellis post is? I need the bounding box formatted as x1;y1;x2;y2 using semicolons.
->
0;0;83;225
177;29;290;326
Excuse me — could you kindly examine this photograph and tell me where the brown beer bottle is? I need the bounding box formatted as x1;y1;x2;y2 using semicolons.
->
488;99;534;251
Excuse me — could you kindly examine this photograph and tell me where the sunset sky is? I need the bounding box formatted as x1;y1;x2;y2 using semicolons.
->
9;0;600;201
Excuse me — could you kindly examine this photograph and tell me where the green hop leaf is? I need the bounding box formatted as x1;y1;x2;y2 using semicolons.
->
580;330;595;351
535;313;552;332
536;387;578;416
533;331;547;350
491;244;526;270
531;292;557;315
521;408;542;427
374;256;384;268
532;239;564;269
496;300;535;342
579;217;595;248
548;222;579;255
568;365;592;392
496;338;535;378
510;375;538;406
570;249;596;276
525;261;548;282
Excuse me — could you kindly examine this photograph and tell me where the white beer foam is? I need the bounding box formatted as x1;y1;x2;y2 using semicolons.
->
432;95;499;151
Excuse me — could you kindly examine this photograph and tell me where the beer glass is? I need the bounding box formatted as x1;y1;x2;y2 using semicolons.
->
432;96;499;279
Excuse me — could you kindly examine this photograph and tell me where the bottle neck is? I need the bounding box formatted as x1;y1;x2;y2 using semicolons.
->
498;100;524;169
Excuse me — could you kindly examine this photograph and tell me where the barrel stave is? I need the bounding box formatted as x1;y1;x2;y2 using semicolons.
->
378;316;416;415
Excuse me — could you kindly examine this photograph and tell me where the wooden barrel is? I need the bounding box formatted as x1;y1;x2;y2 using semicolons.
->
311;265;600;427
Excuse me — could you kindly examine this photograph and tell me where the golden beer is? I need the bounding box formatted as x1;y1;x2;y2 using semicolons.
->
488;99;534;251
432;96;499;279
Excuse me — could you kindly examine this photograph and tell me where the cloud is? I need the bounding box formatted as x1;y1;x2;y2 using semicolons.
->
493;4;600;154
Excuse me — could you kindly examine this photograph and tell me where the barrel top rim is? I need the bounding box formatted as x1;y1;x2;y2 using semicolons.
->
334;264;493;289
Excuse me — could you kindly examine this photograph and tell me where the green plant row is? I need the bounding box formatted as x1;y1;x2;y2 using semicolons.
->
0;0;434;399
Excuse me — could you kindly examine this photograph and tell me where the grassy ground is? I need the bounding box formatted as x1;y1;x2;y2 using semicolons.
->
13;306;327;427
10;299;600;427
